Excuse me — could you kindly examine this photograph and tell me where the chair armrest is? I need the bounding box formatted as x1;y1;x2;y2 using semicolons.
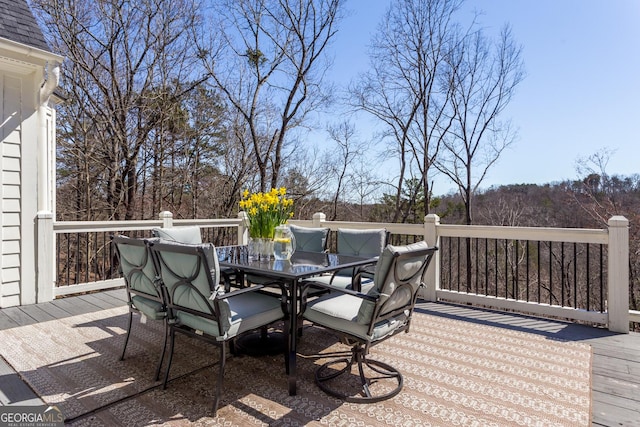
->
215;281;286;300
215;284;267;300
300;279;376;315
354;261;377;277
352;259;378;291
300;279;377;302
327;258;377;283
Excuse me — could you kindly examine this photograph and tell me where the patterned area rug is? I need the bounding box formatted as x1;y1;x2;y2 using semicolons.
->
0;305;592;426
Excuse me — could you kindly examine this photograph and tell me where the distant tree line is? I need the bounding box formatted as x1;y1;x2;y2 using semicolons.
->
433;170;640;321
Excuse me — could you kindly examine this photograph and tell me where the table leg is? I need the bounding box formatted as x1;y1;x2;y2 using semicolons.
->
287;278;298;395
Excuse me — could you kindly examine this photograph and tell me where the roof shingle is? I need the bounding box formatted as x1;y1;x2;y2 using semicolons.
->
0;0;51;52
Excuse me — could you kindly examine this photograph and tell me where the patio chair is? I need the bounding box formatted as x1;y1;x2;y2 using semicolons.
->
152;226;237;290
152;225;202;244
301;241;438;403
111;235;167;381
311;228;387;291
148;240;286;415
289;224;330;253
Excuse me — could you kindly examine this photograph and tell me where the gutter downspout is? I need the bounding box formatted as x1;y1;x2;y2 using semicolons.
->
36;60;60;303
38;60;60;212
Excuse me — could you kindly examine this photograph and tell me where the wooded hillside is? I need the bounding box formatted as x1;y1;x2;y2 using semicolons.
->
308;175;640;320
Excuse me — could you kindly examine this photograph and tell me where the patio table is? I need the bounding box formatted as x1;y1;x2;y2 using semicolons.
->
216;246;377;395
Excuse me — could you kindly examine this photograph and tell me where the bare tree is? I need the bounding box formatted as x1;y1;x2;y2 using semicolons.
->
33;0;205;220
574;148;622;225
435;26;524;225
349;0;463;222
433;25;523;294
325;121;367;220
573;149;640;317
348;161;388;220
197;0;343;195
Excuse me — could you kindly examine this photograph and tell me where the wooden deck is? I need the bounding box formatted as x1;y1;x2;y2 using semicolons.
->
0;288;638;426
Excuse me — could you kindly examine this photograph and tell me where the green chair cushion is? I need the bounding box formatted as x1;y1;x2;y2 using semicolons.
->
356;241;430;324
304;292;408;341
155;242;223;314
131;295;166;320
115;236;160;297
153;226;202;244
307;274;373;290
332;228;386;278
372;240;429;294
176;292;283;340
337;228;386;257
290;225;329;253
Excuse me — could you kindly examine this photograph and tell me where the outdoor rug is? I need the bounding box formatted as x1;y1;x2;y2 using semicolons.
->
0;305;592;426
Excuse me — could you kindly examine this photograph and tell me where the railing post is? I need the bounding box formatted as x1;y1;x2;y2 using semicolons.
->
159;211;173;228
238;211;249;245
421;214;441;301
36;211;55;303
607;215;629;333
312;212;326;227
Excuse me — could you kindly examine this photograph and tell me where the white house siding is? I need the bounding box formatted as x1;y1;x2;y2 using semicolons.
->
0;72;23;307
0;0;63;307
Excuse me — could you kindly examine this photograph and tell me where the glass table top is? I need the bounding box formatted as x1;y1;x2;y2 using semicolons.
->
216;246;377;280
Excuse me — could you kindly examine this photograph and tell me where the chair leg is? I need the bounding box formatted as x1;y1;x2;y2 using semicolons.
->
120;311;133;361
162;326;176;390
213;341;227;415
154;320;169;381
315;344;403;403
355;350;372;398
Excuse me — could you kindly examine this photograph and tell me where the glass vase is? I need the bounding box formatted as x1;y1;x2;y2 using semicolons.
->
273;225;296;261
248;237;274;262
247;237;261;261
258;238;274;262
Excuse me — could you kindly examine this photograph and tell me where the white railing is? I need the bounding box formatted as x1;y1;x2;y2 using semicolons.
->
49;211;633;333
52;212;245;297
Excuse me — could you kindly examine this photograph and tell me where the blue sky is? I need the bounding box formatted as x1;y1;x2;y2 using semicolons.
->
324;0;640;193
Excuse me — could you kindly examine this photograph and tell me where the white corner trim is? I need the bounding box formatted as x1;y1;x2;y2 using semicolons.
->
0;37;64;63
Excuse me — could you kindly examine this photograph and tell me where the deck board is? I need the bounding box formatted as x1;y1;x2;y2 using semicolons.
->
0;307;37;327
0;292;638;426
592;392;640;427
592;373;640;400
48;295;103;317
89;289;128;308
17;304;58;323
101;288;128;302
0;311;19;330
78;292;122;310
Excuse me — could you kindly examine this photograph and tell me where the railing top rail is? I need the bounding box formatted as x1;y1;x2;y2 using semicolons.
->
54;220;164;233
291;219;609;244
54;218;242;234
437;223;609;244
173;218;243;227
53;217;609;244
292;220;423;235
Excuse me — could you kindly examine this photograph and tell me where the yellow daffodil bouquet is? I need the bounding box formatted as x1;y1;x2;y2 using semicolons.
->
239;187;294;238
